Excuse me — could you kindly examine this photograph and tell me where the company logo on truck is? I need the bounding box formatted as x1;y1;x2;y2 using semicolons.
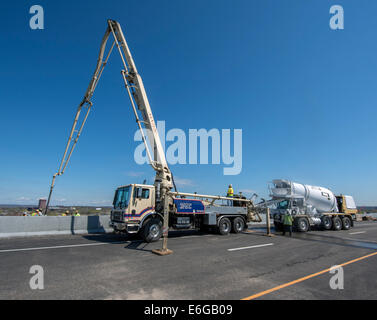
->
174;199;205;214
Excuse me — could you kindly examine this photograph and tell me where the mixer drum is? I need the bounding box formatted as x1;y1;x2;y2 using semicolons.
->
272;180;339;213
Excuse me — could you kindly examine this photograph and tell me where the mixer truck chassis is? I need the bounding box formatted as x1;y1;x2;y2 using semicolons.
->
273;212;354;233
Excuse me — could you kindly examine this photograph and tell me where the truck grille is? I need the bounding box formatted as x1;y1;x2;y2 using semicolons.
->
112;212;124;222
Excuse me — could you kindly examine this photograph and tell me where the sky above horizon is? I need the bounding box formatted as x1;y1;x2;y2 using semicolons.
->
0;0;376;206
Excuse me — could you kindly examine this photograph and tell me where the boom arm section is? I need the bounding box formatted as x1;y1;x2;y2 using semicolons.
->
45;19;172;214
108;20;173;195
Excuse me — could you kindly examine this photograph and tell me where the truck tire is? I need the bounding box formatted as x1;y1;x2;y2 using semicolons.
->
295;217;309;232
321;216;332;230
232;217;245;233
274;221;283;232
332;216;342;231
218;217;231;235
342;216;351;230
141;217;163;242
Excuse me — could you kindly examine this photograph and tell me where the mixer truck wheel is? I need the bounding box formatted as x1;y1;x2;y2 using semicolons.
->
218;217;231;235
141;217;163;242
341;217;351;230
232;217;245;233
295;217;309;232
332;217;342;231
321;216;333;230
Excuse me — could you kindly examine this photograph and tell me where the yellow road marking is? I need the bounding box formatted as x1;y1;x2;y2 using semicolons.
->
242;251;377;300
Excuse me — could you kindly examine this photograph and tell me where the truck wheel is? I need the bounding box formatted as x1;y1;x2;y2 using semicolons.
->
232;217;245;233
321;216;332;230
274;221;283;232
342;217;351;230
332;217;342;231
218;217;231;235
295;217;309;232
141;218;162;242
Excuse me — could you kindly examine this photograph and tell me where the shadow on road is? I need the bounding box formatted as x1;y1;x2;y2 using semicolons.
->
81;229;220;253
82;233;133;243
273;229;377;250
124;240;152;252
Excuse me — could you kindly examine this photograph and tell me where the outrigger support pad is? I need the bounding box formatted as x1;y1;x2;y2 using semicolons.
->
152;249;173;256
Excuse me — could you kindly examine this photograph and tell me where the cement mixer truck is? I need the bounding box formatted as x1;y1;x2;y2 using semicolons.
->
268;180;358;232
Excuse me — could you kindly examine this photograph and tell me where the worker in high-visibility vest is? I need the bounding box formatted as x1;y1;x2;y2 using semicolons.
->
282;213;293;236
227;184;234;206
74;210;80;216
227;184;234;197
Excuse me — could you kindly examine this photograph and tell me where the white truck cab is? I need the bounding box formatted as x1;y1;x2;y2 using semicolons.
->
110;184;159;234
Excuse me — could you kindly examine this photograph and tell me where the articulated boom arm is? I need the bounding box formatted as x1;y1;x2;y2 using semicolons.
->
108;20;173;194
45;19;172;214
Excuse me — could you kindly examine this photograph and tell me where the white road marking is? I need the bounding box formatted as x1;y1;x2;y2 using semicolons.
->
227;243;274;252
0;234;214;253
0;241;124;253
349;231;366;235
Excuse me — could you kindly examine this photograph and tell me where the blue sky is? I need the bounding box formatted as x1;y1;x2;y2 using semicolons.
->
0;0;376;206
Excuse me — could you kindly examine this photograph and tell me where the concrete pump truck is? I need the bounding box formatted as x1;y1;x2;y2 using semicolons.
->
44;20;261;249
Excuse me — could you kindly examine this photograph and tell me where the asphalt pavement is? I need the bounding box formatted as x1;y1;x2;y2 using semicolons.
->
0;221;376;299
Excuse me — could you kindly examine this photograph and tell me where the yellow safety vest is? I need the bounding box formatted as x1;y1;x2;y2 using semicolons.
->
283;214;293;226
227;187;234;197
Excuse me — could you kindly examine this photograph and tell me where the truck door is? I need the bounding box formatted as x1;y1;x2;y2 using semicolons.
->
131;186;153;215
291;199;303;215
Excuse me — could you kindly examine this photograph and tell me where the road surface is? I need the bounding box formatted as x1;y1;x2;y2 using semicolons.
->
0;222;376;299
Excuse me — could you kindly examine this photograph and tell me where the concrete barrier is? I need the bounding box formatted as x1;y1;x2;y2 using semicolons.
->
0;213;267;239
0;215;112;238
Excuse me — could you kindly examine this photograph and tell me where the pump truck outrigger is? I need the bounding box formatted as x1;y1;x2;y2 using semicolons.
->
44;20;262;248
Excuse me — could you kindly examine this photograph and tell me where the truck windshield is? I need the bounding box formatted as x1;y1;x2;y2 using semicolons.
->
277;200;289;210
113;186;131;209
